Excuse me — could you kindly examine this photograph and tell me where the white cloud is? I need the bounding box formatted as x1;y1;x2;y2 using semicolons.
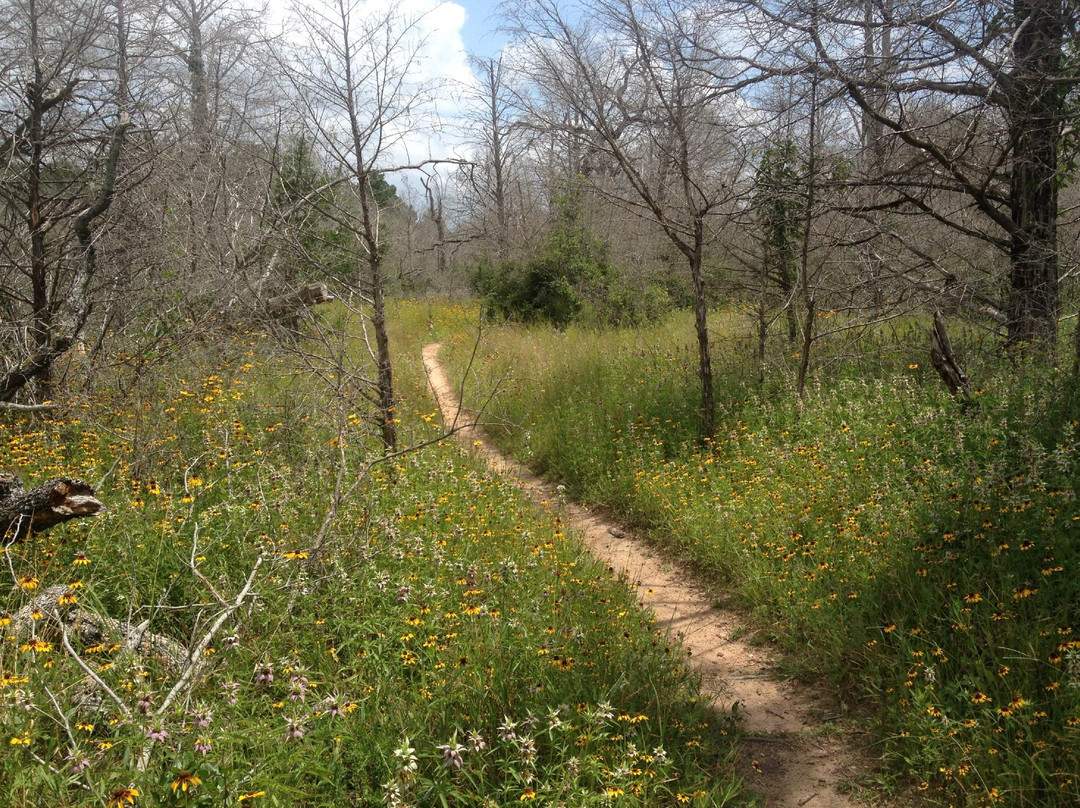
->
270;0;480;173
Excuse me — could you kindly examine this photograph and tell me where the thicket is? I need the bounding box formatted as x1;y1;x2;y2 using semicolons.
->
441;310;1080;808
471;189;671;328
0;304;739;807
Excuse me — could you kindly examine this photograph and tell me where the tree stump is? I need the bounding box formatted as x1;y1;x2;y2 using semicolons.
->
929;310;976;408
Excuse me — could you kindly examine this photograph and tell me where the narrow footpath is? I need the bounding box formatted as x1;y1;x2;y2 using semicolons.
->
423;343;890;808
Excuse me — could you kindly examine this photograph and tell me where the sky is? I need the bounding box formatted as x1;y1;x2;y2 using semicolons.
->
455;0;507;58
261;0;510;173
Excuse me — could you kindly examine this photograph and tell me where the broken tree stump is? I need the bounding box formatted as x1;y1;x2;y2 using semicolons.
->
929;310;976;408
1;472;104;541
266;282;335;318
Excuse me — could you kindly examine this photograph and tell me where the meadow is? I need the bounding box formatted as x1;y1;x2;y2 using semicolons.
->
439;307;1080;808
0;304;741;807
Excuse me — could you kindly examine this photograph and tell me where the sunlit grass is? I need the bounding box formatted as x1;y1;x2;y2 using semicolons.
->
441;308;1080;808
0;306;740;806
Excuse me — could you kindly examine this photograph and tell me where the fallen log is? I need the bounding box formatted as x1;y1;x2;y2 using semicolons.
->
12;585;194;680
1;472;104;541
266;282;335;318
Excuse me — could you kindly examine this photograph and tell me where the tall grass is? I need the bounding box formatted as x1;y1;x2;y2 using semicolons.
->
441;308;1080;808
0;306;740;807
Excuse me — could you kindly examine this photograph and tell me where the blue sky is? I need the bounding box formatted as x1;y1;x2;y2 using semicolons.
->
453;0;507;58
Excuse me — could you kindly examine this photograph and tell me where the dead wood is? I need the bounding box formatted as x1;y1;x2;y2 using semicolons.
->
0;472;104;541
266;282;335;318
12;584;194;680
929;310;976;407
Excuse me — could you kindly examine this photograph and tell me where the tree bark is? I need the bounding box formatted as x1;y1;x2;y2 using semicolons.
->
1006;0;1063;348
688;235;715;438
1;473;104;541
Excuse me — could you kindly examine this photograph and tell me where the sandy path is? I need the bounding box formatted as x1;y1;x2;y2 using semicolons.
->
423;343;883;808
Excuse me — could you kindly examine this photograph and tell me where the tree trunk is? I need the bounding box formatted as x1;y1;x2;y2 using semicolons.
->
360;176;397;454
688;235;715;438
1006;0;1062;348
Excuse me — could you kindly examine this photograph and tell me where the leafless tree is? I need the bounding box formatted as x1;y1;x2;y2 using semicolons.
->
505;0;758;437
742;0;1078;350
0;0;135;401
288;0;455;451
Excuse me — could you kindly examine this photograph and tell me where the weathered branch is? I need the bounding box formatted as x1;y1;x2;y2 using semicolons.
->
0;472;104;541
266;282;335;317
929;310;976;407
12;585;191;680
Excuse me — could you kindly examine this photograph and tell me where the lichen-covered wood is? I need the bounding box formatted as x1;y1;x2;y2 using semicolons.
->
0;472;104;541
12;584;194;680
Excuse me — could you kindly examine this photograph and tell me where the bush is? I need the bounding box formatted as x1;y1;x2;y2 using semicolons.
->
472;188;670;328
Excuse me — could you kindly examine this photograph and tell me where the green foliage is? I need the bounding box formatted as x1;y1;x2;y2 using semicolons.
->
441;312;1080;808
0;304;737;807
754;139;803;274
473;187;669;328
273;135;354;282
272;138;400;284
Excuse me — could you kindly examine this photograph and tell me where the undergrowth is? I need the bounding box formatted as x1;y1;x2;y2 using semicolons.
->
0;304;740;807
440;307;1080;808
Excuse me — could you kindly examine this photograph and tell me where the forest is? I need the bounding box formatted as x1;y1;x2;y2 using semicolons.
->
1;0;1078;805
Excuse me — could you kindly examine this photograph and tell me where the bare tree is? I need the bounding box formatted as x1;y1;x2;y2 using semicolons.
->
0;0;134;401
288;0;451;451
505;0;756;436
745;0;1078;350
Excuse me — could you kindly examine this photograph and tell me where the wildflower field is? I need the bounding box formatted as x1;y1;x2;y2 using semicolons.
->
0;304;740;807
440;309;1080;808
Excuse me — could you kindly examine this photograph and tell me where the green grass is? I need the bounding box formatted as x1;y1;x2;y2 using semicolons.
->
0;305;740;807
440;307;1080;808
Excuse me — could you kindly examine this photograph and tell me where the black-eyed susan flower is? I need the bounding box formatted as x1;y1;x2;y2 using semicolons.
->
107;787;139;807
171;771;202;794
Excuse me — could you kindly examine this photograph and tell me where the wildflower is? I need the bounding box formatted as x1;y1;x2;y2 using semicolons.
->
172;771;202;794
284;718;305;741
145;725;168;742
65;749;91;773
107;787;139;807
73;552;91;565
436;739;466;769
191;709;213;728
520;789;536;801
288;675;309;702
237;791;265;803
254;663;274;685
194;738;213;754
466;730;486;751
971;692;992;704
497;717;518;740
394;738;418;775
17;576;38;590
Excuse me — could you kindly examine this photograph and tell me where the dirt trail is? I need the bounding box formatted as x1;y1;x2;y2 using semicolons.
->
423;343;884;808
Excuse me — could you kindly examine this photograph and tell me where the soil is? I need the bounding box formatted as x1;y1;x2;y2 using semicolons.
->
423;343;894;808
